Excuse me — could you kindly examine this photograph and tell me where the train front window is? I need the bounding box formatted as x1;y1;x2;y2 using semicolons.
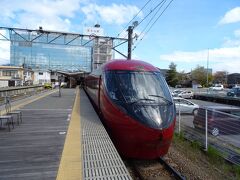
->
104;70;175;129
105;70;172;104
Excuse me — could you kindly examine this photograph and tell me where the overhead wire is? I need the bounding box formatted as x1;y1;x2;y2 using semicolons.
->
109;2;149;55
117;0;153;37
133;0;174;51
115;0;166;49
112;0;174;57
136;0;167;28
96;0;153;50
134;0;167;45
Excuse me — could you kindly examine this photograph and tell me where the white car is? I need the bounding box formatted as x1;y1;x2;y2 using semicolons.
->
171;90;184;97
177;91;194;99
174;97;199;115
209;84;224;91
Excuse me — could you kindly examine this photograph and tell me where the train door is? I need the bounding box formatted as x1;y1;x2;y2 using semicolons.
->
98;75;102;112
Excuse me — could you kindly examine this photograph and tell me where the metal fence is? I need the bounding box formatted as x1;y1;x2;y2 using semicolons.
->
175;103;240;166
0;85;45;106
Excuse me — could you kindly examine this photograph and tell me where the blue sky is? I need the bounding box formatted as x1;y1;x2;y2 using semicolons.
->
0;0;240;73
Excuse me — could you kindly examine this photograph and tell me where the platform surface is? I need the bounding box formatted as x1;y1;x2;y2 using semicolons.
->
0;88;131;180
0;89;75;179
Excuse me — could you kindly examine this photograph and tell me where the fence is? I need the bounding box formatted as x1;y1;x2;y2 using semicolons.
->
0;85;45;105
175;103;240;166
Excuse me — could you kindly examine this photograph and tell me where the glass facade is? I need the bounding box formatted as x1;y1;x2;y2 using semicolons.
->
10;33;93;72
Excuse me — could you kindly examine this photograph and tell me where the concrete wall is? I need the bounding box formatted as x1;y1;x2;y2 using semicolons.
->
34;71;51;85
0;80;9;88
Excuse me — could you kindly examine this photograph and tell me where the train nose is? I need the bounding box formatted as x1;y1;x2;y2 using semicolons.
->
132;104;173;129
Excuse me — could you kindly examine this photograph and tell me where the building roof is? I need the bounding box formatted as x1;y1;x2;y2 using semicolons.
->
0;66;23;70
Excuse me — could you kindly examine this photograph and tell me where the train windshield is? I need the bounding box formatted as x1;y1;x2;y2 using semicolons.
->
104;70;175;129
105;71;172;104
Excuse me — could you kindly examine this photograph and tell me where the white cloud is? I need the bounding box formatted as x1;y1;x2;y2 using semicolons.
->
0;0;82;31
160;46;240;73
214;61;240;73
0;42;10;65
0;0;142;31
234;29;240;37
222;38;240;47
81;3;142;25
219;7;240;25
222;29;240;47
160;50;209;63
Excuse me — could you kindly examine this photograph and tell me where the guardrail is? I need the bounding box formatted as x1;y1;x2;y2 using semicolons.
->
0;85;45;105
175;104;240;166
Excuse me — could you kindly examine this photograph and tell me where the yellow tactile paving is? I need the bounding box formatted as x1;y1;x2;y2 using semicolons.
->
57;88;82;180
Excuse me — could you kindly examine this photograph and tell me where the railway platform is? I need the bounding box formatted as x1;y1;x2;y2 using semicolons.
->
0;88;131;179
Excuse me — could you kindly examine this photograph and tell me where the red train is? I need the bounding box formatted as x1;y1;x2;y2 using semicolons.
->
84;59;176;159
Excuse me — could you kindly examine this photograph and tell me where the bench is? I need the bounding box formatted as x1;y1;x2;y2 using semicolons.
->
5;97;23;125
0;109;14;131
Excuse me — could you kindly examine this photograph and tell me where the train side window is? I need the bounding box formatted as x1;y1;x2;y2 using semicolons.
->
104;71;120;100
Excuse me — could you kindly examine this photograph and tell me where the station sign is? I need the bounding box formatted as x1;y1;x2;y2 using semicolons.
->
83;27;104;40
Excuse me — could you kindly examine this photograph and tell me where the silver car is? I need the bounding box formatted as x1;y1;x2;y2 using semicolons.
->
174;97;199;115
172;89;184;97
177;90;194;99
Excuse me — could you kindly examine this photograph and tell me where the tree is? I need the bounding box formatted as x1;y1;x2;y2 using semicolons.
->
213;71;228;84
191;65;212;87
166;62;178;87
178;70;192;87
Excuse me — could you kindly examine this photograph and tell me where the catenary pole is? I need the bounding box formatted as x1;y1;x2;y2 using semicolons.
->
127;26;133;60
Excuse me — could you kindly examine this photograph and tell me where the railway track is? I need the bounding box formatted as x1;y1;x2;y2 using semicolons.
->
125;157;186;180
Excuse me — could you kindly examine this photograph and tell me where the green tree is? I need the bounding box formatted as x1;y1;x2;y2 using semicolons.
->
166;62;178;87
213;71;228;84
178;70;192;87
191;65;212;87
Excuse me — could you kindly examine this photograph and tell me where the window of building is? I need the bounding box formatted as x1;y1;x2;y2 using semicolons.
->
39;72;43;75
2;70;17;76
100;47;107;54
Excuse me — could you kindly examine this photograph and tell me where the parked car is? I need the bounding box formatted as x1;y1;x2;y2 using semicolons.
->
209;84;224;91
172;90;184;97
193;106;240;136
175;85;182;88
227;87;240;97
61;82;67;88
177;90;194;99
173;97;199;115
43;83;52;89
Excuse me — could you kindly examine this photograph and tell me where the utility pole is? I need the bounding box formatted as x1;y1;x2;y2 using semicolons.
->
207;48;209;87
127;26;133;60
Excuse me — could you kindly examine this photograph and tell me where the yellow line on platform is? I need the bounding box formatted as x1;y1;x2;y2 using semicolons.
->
57;88;82;180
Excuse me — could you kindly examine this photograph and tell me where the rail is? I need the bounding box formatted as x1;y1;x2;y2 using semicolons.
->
127;158;186;180
158;157;186;180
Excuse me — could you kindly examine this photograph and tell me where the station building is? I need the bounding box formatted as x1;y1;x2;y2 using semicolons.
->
10;25;114;73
